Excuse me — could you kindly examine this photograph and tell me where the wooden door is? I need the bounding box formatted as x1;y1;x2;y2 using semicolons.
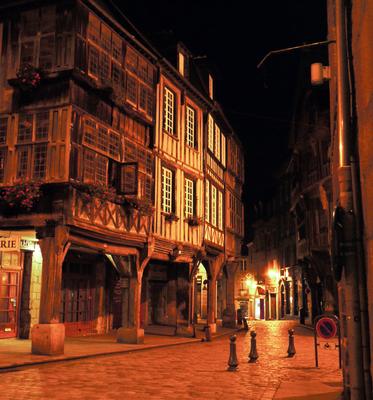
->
0;271;20;338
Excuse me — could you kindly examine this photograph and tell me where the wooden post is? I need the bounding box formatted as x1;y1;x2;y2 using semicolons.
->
31;223;69;355
207;275;217;334
117;255;145;344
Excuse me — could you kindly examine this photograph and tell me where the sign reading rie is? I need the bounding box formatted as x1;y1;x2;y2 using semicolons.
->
0;236;20;252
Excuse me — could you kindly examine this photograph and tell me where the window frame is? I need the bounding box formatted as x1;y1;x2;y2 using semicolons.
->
163;86;176;136
161;165;174;214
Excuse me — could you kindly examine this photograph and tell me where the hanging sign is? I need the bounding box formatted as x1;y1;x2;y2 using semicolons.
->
0;236;20;252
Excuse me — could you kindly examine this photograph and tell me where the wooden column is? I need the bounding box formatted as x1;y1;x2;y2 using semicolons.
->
207;276;217;333
32;224;70;355
117;255;146;344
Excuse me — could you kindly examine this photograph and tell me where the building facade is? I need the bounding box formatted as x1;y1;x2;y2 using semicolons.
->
0;0;244;353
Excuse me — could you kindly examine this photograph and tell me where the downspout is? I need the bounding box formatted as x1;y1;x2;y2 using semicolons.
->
335;0;366;398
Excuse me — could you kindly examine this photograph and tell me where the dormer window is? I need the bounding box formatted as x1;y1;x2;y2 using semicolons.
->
178;52;185;76
209;74;214;99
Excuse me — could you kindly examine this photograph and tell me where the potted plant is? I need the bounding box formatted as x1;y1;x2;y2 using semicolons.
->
0;181;42;215
164;212;179;222
185;215;202;227
15;63;43;91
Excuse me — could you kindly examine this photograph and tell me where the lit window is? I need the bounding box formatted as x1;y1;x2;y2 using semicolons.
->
185;178;194;217
218;190;223;230
163;87;175;135
205;180;210;223
0;117;8;145
178;52;185;76
209;74;214;99
162;166;173;213
186;106;195;148
221;134;226;167
211;185;217;227
215;124;221;160
208;115;214;151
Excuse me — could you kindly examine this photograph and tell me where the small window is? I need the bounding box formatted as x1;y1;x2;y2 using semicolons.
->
120;163;138;195
163;87;175;135
0;117;8;145
185;106;196;148
18;115;33;143
205;180;210;223
208;115;214;151
33;143;48;179
178;52;185;76
184;178;194;217
0;149;7;183
162;166;173;213
208;74;214;99
211;184;217;227
35;112;49;141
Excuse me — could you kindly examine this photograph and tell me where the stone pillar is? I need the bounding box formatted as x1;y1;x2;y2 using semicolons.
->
117;256;145;344
31;224;69;355
224;262;238;328
207;276;217;333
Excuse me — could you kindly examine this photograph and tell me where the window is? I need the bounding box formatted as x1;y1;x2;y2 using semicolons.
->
83;149;108;185
163;87;175;135
211;185;217;227
0;149;7;183
207;114;226;164
208;74;214;99
205;180;210;223
0;117;8;145
33;143;48;179
208;115;214;151
221;134;226;167
218;191;223;230
15;112;50;180
178;52;185;76
162;166;173;213
215;124;221;160
184;178;194;217
20;6;56;69
120;163;138;195
186;106;196;148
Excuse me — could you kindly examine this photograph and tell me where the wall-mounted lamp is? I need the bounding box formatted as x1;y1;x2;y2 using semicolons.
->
169;245;182;260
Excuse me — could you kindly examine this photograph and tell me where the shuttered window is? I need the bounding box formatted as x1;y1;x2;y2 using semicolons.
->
208;115;214;151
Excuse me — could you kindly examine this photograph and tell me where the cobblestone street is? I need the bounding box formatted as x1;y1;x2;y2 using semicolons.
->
0;321;342;400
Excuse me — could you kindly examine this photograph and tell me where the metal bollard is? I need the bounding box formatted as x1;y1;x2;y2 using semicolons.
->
248;330;259;363
227;335;239;371
204;324;212;342
287;328;296;357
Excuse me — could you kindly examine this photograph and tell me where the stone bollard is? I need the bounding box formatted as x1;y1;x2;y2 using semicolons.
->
287;329;296;357
248;330;259;363
227;335;239;371
204;325;212;342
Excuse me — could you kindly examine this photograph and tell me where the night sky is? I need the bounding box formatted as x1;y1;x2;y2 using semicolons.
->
115;0;328;226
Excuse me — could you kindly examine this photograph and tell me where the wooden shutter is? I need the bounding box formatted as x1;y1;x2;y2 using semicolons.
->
119;162;138;195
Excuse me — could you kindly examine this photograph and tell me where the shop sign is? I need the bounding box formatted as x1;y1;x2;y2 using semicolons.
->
0;236;20;252
20;239;37;251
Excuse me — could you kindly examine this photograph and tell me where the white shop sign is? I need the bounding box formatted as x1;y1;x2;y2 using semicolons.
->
0;235;20;252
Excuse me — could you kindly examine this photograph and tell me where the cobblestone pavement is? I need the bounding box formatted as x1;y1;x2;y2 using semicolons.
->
0;321;342;400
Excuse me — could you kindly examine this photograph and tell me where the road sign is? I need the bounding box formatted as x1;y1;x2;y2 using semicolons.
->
313;314;341;369
316;317;338;339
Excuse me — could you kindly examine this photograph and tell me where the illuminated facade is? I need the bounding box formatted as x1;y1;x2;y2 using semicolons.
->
0;0;244;352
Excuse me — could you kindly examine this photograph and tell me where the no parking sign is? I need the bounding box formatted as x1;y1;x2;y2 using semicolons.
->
313;314;341;368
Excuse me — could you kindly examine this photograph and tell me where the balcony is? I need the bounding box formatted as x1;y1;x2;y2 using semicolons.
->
71;188;152;237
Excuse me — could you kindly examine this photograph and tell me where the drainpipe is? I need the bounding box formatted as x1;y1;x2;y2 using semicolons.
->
334;0;365;398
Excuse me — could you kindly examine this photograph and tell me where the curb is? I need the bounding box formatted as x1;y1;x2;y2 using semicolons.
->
0;328;242;373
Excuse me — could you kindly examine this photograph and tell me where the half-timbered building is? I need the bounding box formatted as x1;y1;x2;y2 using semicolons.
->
0;0;157;353
0;0;245;353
